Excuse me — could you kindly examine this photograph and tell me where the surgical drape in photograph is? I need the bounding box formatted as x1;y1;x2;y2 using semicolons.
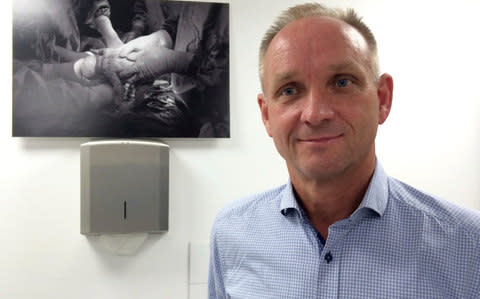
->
12;0;230;138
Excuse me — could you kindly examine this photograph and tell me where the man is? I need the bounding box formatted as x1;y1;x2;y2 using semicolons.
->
208;3;480;298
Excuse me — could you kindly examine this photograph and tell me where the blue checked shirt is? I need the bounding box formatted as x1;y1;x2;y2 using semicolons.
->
208;163;480;298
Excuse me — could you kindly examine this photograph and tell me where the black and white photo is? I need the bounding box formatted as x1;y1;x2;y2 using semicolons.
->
13;0;229;137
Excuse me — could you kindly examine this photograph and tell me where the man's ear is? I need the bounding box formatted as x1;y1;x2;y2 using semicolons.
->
377;73;394;124
258;93;273;137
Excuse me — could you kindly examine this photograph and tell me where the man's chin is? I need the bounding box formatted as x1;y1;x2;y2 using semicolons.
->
290;158;349;181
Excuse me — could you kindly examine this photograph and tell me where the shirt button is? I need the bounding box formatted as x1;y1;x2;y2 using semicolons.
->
324;252;333;264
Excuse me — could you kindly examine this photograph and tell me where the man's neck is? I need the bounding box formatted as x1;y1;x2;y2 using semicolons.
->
289;156;376;240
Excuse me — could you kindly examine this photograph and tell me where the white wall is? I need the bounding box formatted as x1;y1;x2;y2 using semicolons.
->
2;0;480;298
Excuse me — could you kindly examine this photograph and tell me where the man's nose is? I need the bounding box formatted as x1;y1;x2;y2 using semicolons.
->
300;89;335;125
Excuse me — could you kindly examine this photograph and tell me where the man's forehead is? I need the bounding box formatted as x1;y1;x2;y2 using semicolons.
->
280;15;347;36
263;16;371;82
269;16;368;55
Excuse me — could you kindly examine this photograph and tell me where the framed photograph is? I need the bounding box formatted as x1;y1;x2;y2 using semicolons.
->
12;0;229;137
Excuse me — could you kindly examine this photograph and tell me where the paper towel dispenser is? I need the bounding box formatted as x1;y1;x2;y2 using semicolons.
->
80;140;169;235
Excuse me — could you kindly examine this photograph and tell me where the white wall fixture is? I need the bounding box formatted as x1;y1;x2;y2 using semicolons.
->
189;241;210;299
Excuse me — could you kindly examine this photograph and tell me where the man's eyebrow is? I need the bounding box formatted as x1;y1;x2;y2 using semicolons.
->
272;72;298;84
273;62;362;81
328;62;361;72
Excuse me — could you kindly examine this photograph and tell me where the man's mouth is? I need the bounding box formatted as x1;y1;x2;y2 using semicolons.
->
298;134;343;144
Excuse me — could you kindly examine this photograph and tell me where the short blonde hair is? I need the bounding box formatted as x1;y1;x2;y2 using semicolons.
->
259;3;379;86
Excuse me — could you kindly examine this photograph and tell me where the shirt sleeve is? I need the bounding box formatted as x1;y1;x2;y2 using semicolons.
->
208;219;227;299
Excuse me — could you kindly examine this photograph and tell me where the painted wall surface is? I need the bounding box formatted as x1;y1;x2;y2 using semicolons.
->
2;0;480;298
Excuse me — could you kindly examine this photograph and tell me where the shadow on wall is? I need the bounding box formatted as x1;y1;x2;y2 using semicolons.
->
17;137;223;151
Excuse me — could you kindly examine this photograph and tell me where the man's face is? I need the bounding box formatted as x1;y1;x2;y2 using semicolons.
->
258;16;392;182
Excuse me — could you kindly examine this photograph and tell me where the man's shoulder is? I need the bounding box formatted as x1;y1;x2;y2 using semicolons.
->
388;176;480;238
214;184;287;225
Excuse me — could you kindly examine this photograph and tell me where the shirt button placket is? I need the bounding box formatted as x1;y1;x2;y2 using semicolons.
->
318;227;345;298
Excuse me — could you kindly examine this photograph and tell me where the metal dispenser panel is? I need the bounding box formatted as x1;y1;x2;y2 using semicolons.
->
81;140;169;235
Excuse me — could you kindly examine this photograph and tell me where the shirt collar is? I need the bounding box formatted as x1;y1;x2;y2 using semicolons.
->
279;161;389;218
354;161;389;217
280;180;302;216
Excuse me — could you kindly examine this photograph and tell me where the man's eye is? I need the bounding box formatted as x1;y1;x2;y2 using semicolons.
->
281;87;297;96
336;78;351;88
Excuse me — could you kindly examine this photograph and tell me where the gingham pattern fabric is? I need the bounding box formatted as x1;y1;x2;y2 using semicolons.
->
208;163;480;298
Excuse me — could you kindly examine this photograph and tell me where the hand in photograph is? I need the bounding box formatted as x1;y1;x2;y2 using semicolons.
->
116;45;194;82
118;30;174;61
